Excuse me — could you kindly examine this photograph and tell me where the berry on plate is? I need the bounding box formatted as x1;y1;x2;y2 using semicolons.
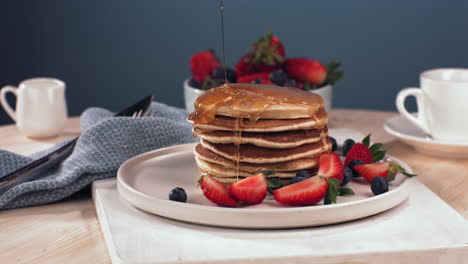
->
285;58;327;86
347;159;365;178
329;136;338;152
199;175;238;206
168;187;187;203
341;138;355;156
344;143;372;166
341;167;353;186
354;162;390;183
228;173;267;205
290;170;311;184
317;152;344;184
190;50;221;83
370;176;388;195
273;176;328;206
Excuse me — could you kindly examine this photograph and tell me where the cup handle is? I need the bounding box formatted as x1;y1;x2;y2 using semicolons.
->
396;88;430;135
0;86;18;121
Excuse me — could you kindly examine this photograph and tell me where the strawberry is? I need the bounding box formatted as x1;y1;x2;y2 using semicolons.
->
354;162;417;183
234;54;255;76
190;50;221;83
259;80;274;85
344;143;373;167
317;152;344;184
273;176;328;206
199;175;238;206
285;58;327;86
228;173;267;205
353;162;390;183
237;72;271;84
234;31;286;76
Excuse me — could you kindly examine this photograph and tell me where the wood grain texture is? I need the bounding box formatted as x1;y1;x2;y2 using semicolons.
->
0;110;466;264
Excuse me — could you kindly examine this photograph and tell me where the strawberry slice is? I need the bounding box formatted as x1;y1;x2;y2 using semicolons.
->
317;152;344;184
199;175;238;206
228;173;267;205
190;50;221;83
344;143;372;166
273;176;328;206
353;162;390;183
237;72;271;83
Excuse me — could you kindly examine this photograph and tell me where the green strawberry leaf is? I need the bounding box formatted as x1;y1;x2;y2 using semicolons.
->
267;177;284;194
369;143;383;153
323;61;344;86
362;134;371;147
324;178;339;204
401;171;417;178
338;187;355;196
389;163;417;179
386;171;396;182
372;150;386;162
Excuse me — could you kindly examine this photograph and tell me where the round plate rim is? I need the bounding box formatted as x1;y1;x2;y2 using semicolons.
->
117;143;413;219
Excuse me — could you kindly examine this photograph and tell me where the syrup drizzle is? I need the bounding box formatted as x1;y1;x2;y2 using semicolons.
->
219;0;228;84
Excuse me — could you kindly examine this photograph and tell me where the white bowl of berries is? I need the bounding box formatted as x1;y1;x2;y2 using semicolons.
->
184;31;343;113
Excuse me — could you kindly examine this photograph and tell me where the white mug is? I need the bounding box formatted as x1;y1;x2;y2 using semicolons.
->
0;78;68;138
396;68;468;142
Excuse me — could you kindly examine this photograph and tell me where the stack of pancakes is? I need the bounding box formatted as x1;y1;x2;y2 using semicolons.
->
188;83;331;184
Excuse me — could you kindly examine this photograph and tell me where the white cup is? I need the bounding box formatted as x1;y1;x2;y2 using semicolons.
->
396;68;468;142
1;78;68;138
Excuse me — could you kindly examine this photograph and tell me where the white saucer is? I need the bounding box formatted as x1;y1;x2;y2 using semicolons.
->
384;114;468;158
117;140;414;229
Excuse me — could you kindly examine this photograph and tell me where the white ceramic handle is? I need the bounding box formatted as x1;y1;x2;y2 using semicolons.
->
0;86;18;121
396;88;430;135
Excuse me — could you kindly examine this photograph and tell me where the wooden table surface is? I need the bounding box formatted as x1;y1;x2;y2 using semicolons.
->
0;109;467;263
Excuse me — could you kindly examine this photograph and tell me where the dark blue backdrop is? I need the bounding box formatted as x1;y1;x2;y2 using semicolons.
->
1;0;467;125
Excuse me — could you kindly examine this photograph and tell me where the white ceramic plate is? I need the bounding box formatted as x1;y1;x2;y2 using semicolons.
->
384;114;468;158
117;143;414;229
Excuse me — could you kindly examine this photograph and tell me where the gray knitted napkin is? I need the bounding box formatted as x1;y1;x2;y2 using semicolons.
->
0;102;195;209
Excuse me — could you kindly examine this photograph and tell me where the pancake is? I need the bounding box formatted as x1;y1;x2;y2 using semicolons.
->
194;144;319;172
201;139;331;164
194;128;328;148
189;111;327;132
195;156;296;177
189;83;325;121
212;176;291;185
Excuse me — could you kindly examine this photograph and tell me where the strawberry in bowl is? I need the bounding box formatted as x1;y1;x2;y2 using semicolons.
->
184;31;344;112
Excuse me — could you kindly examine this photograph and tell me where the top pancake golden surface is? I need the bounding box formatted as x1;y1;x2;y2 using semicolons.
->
188;83;325;123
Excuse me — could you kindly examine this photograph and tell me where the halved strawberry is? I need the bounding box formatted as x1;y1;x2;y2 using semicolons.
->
199;175;238;206
190;50;221;83
353;162;390;183
228;173;267;205
273;176;328;206
317;152;344;184
237;72;271;83
344;143;372;166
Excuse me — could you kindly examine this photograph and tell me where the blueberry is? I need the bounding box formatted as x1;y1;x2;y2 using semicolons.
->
251;78;262;84
284;79;297;87
212;67;237;83
188;79;201;88
169;187;187;203
341;167;353;186
348;159;365;177
342;139;356;156
329;136;337;152
269;70;288;86
295;169;311;178
290;176;307;184
371;176;388;195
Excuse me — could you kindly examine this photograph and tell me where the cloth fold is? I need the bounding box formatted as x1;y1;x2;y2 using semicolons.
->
0;102;195;209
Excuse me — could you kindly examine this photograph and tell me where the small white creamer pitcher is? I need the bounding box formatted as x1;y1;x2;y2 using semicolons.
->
0;78;68;138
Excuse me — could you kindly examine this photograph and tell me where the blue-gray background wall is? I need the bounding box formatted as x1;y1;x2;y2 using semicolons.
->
1;0;467;125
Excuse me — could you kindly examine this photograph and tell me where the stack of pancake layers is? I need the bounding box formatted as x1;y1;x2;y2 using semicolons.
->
188;83;332;184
